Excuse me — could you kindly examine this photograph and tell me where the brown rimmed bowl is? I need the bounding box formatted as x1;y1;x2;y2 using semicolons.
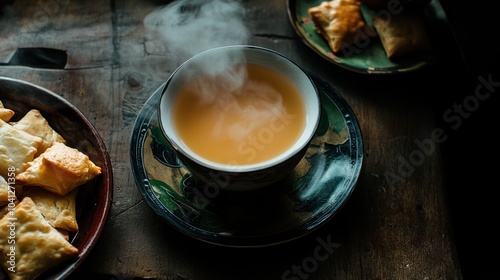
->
0;76;113;280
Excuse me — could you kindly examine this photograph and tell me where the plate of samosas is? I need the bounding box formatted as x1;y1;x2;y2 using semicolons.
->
0;76;113;280
287;0;445;74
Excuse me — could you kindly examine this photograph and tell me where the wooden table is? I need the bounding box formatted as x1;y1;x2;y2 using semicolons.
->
1;0;470;279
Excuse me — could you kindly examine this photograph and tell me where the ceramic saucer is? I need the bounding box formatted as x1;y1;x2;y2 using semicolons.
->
130;74;363;247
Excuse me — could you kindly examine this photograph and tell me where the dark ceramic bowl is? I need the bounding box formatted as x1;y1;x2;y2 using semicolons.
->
0;76;113;279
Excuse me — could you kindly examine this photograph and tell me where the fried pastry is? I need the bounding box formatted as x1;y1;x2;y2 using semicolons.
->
13;109;66;157
0;100;15;122
308;0;367;54
57;228;71;241
0;202;14;220
0;197;79;280
15;142;101;195
0;176;9;206
371;11;431;58
24;187;79;232
0;119;43;179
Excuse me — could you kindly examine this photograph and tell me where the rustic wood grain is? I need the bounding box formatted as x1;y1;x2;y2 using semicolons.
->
0;0;463;279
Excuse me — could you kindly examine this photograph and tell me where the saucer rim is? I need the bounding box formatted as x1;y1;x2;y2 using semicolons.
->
130;74;363;248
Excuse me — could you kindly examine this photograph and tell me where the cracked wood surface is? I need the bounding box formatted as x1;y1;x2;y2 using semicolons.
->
0;0;463;279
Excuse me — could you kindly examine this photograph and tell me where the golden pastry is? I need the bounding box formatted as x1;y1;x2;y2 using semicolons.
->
308;0;367;54
15;142;101;196
13;109;66;157
0;176;10;206
24;186;79;232
0;119;43;179
371;11;431;58
0;100;15;122
0;197;79;280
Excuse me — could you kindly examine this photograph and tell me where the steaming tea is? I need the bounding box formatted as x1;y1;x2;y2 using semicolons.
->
172;63;306;165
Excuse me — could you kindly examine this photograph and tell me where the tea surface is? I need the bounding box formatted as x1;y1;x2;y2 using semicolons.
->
172;63;306;165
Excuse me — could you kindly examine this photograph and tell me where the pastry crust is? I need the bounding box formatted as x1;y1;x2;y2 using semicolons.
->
15;142;101;196
371;11;431;58
0;119;43;179
13;109;66;157
0;176;10;206
0;100;15;122
24;187;79;232
0;197;79;280
308;0;367;53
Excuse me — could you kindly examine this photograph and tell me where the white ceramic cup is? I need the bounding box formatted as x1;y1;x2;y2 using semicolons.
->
158;45;320;191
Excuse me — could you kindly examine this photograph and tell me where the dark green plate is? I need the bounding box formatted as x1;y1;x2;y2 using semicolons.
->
287;0;444;74
130;75;363;247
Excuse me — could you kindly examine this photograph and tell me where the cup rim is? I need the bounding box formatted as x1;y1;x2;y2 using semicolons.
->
158;45;321;173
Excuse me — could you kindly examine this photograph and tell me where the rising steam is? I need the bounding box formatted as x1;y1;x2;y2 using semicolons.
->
144;0;250;63
143;0;251;93
144;0;286;143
